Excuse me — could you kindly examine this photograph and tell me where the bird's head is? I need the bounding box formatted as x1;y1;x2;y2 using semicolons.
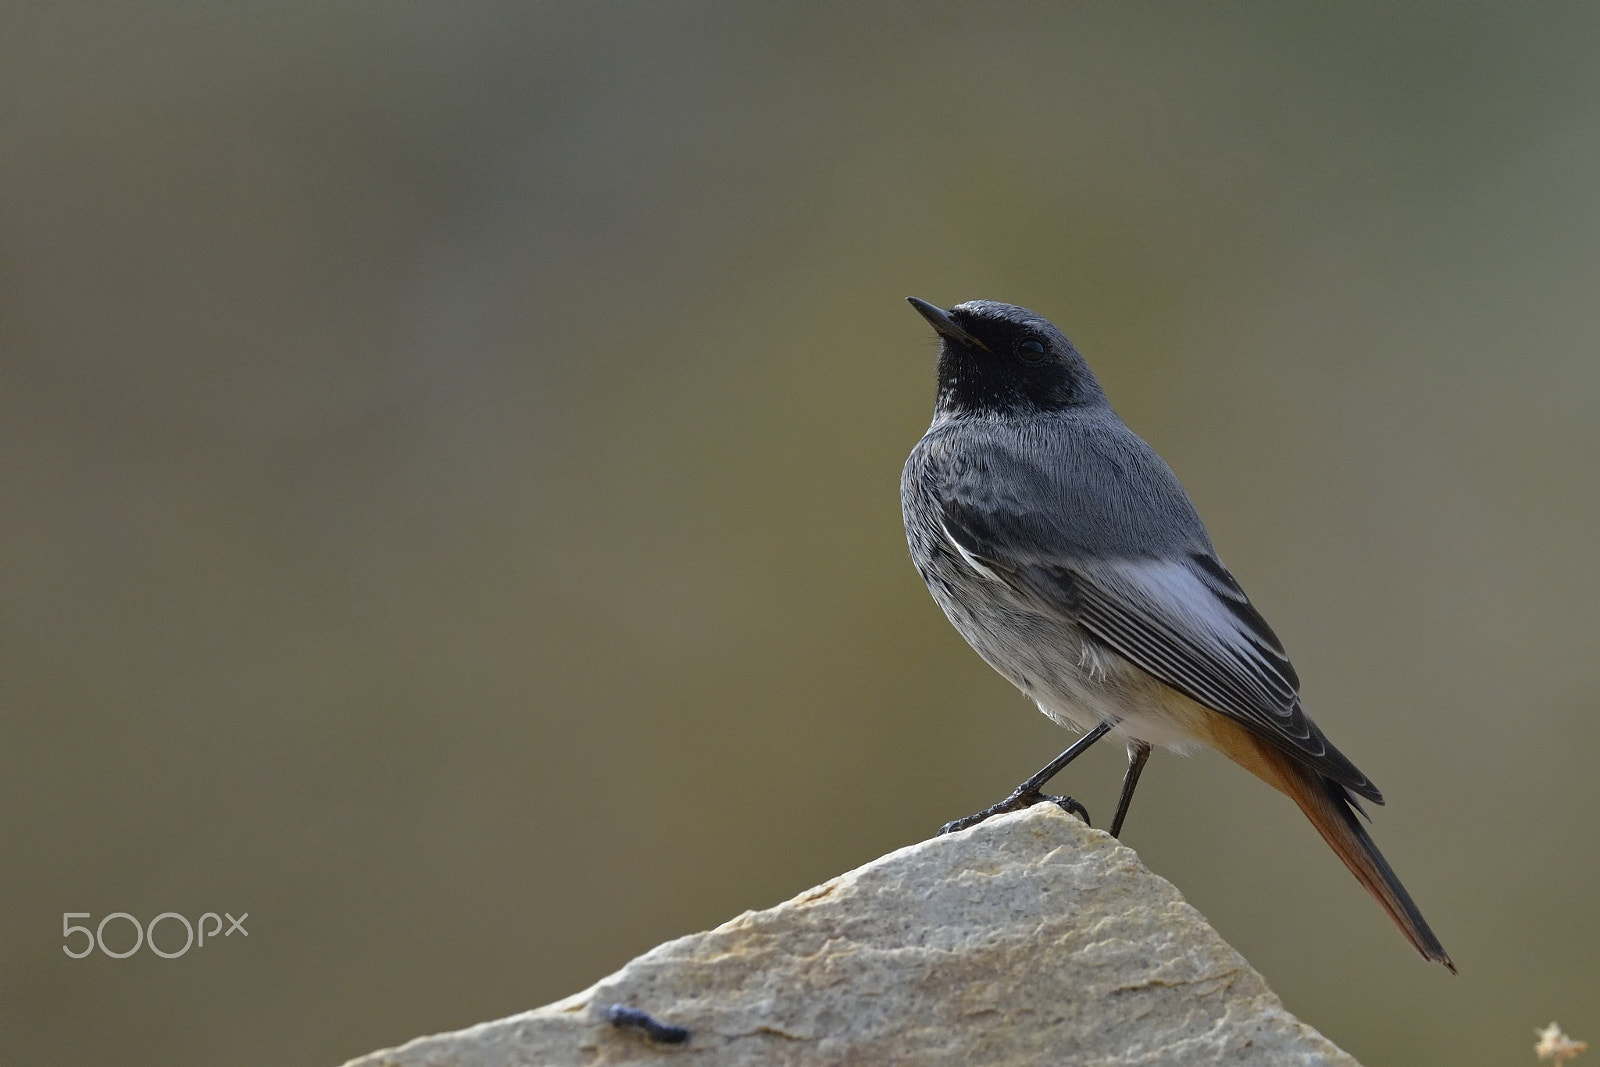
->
907;298;1107;418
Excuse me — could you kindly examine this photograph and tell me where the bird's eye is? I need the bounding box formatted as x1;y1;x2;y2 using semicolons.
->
1017;339;1047;362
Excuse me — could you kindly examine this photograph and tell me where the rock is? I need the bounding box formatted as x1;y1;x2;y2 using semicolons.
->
343;804;1358;1066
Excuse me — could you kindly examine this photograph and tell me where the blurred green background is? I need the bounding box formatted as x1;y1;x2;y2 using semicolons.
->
4;4;1598;1064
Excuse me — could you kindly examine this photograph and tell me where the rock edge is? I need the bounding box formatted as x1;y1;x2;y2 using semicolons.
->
342;804;1358;1066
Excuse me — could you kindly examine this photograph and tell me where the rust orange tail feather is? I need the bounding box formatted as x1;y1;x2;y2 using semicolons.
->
1198;714;1455;971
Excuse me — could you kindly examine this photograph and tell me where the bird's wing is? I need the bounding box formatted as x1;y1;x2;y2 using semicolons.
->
938;487;1383;804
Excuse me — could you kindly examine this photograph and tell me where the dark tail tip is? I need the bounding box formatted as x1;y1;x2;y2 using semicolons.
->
1322;777;1455;972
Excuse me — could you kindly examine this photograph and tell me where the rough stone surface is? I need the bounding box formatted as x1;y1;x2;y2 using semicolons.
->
343;805;1359;1066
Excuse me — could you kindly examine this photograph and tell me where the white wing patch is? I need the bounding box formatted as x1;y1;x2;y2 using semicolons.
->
1109;559;1246;641
940;517;1005;584
1075;556;1308;740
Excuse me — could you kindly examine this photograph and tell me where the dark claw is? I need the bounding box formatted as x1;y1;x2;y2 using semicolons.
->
937;810;991;835
939;724;1112;836
607;1004;691;1045
1043;793;1090;823
937;788;1091;835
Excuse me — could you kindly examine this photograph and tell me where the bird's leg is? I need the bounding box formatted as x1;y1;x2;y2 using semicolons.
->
938;721;1113;835
1108;740;1151;839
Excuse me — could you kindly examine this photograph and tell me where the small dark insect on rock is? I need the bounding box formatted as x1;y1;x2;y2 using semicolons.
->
606;1003;691;1045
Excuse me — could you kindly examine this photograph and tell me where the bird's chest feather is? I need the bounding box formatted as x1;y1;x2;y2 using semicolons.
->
904;458;1206;749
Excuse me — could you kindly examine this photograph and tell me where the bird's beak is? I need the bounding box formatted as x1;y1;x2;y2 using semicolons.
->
907;297;989;352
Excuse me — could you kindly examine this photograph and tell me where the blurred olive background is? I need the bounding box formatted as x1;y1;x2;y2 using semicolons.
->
4;3;1598;1064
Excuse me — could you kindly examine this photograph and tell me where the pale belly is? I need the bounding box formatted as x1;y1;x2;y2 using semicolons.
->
927;566;1213;754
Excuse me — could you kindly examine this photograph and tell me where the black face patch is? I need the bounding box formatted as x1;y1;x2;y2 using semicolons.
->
929;301;1103;417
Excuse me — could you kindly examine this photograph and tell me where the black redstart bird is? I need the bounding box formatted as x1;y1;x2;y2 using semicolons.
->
901;296;1452;970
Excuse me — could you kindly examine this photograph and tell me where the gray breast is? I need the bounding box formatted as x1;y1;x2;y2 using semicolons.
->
903;436;1096;723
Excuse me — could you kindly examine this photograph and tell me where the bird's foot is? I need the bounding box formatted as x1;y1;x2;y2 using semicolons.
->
938;788;1090;835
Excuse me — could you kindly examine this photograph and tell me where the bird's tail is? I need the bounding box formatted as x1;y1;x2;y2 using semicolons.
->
1204;716;1455;971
